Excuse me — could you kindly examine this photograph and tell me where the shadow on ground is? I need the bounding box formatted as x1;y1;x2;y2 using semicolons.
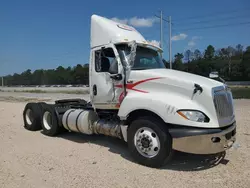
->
162;150;227;171
59;132;228;171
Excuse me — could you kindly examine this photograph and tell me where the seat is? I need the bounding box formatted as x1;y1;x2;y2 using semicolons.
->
101;57;110;72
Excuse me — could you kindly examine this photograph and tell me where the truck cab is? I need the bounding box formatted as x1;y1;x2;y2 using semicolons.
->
89;14;236;165
23;14;236;168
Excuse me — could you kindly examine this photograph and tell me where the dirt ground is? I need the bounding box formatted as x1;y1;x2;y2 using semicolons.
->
0;95;250;188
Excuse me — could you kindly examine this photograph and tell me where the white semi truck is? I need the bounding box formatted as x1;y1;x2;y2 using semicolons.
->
23;15;236;168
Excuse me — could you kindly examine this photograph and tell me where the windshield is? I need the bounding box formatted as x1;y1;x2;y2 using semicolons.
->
116;44;166;70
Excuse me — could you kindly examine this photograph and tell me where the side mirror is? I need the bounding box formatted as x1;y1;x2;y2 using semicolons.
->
109;59;118;74
109;58;122;81
209;72;218;78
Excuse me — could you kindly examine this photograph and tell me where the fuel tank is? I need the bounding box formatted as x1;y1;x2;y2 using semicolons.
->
62;109;122;138
62;109;99;134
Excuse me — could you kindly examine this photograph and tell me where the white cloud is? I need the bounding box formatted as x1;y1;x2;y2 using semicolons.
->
129;17;156;27
111;17;156;27
188;41;196;47
147;40;160;47
111;17;128;25
192;36;202;40
171;33;188;41
187;36;202;48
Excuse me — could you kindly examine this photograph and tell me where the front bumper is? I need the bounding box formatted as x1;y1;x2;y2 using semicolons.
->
169;122;236;154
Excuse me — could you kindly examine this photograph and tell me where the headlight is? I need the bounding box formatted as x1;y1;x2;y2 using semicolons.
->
177;110;208;122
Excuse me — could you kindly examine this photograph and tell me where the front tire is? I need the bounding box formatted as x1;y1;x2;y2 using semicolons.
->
127;116;174;168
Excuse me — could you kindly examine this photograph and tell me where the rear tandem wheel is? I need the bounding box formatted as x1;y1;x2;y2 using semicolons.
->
40;103;65;136
23;102;45;131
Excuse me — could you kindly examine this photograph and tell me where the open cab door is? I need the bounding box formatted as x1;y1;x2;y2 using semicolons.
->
90;43;125;109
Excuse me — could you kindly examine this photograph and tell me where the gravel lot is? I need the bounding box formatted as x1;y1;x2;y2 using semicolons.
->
0;92;250;188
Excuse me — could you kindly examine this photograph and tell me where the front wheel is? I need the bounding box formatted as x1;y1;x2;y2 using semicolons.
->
127;116;174;168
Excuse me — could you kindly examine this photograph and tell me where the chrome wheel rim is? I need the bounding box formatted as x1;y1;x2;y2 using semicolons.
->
25;109;34;125
134;127;160;158
43;111;52;130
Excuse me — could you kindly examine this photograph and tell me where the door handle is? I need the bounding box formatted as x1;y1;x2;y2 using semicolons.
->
93;85;97;95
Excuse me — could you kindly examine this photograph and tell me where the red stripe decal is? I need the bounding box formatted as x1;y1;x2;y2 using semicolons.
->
115;77;162;106
115;77;162;93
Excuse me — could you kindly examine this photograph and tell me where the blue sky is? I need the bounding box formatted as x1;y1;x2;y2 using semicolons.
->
1;0;250;75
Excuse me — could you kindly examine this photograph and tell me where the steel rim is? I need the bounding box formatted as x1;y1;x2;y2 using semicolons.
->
25;109;34;125
134;127;161;158
43;111;52;130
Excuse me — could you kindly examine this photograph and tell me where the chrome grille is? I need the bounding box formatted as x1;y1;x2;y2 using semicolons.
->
213;89;234;119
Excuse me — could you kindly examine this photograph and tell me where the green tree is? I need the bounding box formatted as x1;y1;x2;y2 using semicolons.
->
173;53;184;70
241;46;250;80
204;45;215;60
32;69;44;85
236;44;243;56
72;64;84;84
21;69;32;85
184;50;193;62
193;49;202;60
184;50;193;71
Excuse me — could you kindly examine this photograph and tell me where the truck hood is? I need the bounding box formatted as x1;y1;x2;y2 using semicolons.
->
126;68;234;128
129;68;223;92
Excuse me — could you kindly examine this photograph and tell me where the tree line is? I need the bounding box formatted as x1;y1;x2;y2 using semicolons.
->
3;64;89;86
164;44;250;81
2;44;250;86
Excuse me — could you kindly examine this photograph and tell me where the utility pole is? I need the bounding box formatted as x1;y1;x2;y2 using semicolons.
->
1;76;3;87
169;16;172;69
160;11;163;50
155;12;173;69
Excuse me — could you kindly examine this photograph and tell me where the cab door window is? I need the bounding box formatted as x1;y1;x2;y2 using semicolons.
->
95;48;117;73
